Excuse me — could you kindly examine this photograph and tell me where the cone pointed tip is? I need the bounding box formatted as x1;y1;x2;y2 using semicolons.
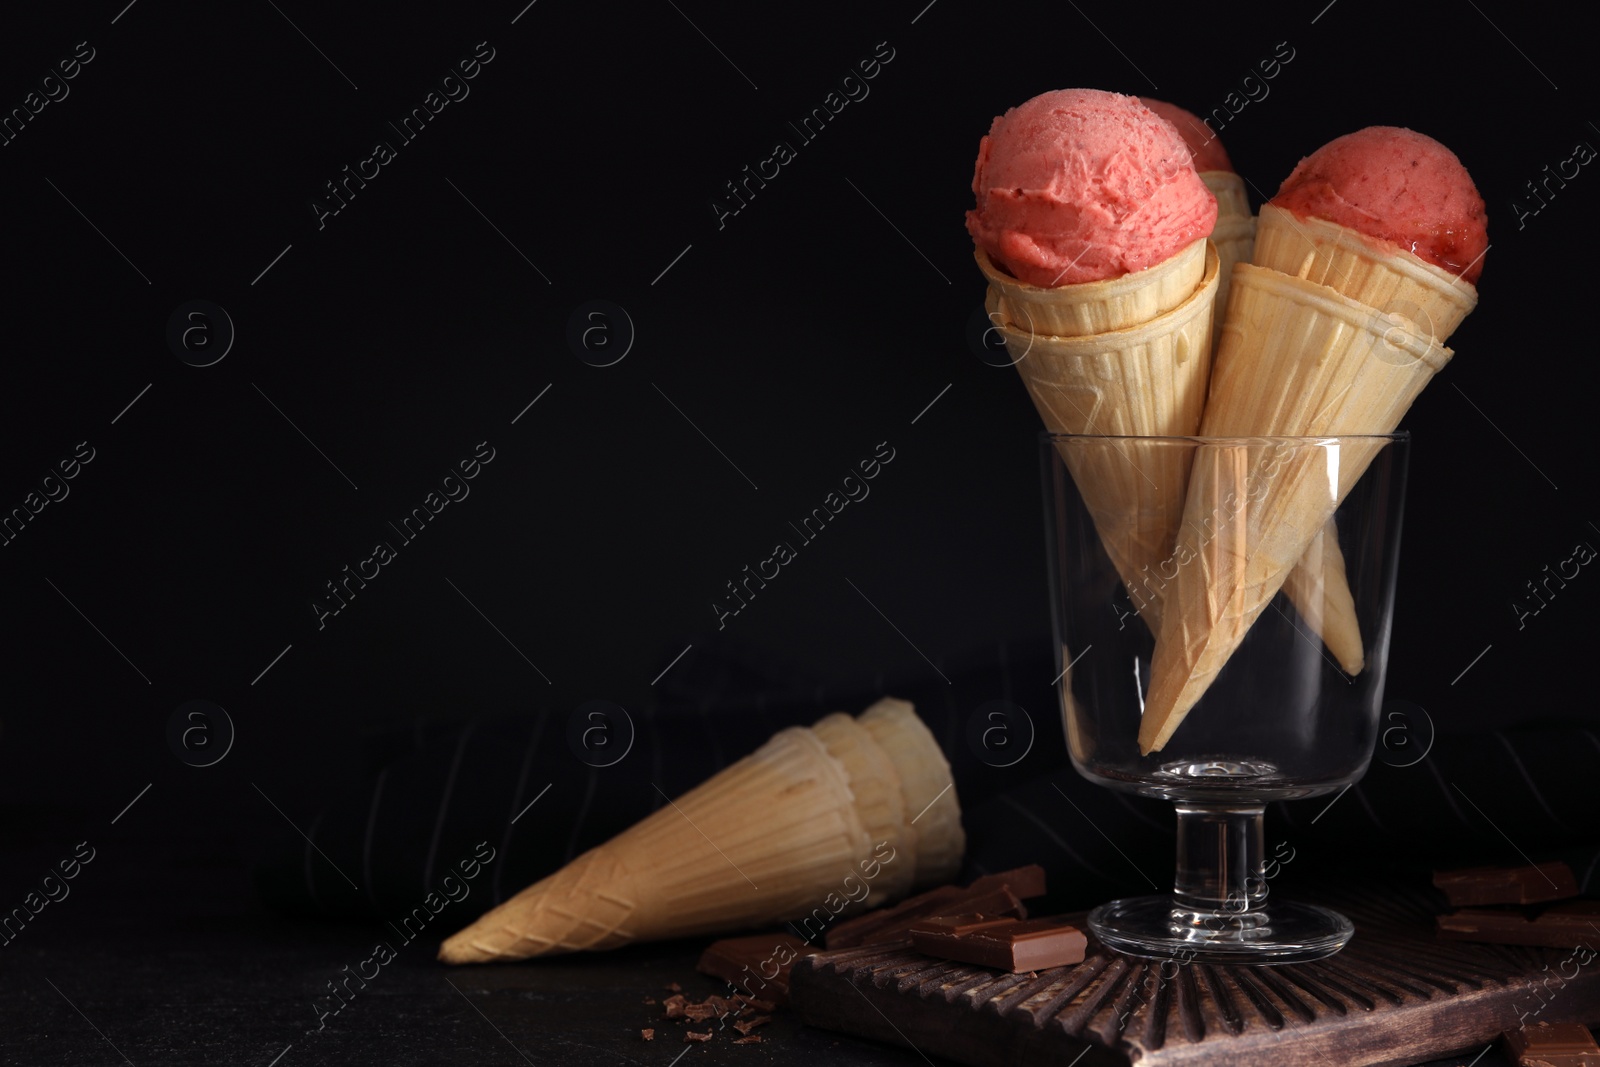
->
438;930;492;965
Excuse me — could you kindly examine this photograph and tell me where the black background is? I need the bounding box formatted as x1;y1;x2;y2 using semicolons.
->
0;0;1594;1063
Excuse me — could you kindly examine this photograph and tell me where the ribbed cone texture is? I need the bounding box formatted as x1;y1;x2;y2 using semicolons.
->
1139;265;1451;753
997;244;1220;634
1203;171;1255;350
810;712;912;905
439;701;960;963
1250;205;1478;670
439;726;866;962
1253;205;1478;340
858;698;964;888
1201;170;1250;222
1210;215;1256;350
978;238;1207;337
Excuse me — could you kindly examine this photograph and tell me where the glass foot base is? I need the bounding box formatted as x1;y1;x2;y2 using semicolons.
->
1088;895;1353;965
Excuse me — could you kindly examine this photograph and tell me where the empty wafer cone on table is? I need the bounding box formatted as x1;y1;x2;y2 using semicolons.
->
858;697;964;888
1137;264;1452;754
438;699;960;963
811;710;913;905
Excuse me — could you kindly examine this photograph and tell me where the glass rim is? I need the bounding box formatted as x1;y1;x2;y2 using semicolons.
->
1042;431;1410;443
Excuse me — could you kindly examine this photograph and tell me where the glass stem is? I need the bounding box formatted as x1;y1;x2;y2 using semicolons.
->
1172;804;1267;920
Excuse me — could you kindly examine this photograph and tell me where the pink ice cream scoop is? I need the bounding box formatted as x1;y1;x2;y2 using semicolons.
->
1139;98;1233;174
1272;126;1488;284
966;89;1218;287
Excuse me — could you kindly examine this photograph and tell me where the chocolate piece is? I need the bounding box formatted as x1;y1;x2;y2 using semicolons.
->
1503;1022;1600;1066
683;1030;713;1043
1438;901;1600;948
967;864;1048;901
825;866;1044;950
824;885;967;949
697;933;810;1004
1435;862;1580;907
836;885;1024;949
733;1035;763;1045
732;1014;771;1035
661;994;687;1019
640;1029;655;1042
909;914;1086;973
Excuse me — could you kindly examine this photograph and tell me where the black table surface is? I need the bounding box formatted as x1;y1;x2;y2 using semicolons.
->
0;857;1520;1067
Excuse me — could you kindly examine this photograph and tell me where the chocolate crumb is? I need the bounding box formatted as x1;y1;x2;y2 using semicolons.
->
641;1029;655;1042
643;996;657;1005
684;1031;713;1043
666;981;682;992
734;1035;764;1045
734;995;777;1013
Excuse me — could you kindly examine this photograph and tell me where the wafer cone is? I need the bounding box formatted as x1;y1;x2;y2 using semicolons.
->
979;236;1206;338
989;242;1219;636
1202;170;1251;222
810;711;913;905
1138;264;1451;753
1253;204;1478;339
858;697;964;888
1280;517;1363;674
1201;170;1256;348
1249;204;1478;671
1197;175;1359;662
439;702;958;963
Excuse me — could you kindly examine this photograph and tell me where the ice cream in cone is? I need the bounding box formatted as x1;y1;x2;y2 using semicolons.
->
438;698;961;963
967;90;1222;634
1138;126;1486;754
1140;98;1255;343
1139;98;1366;664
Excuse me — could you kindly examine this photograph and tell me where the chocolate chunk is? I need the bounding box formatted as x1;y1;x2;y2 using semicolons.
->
733;1035;763;1045
967;864;1048;901
732;1014;772;1035
661;994;688;1019
1434;862;1580;907
824;866;1043;950
909;915;1086;973
640;1029;655;1042
684;1031;713;1043
697;933;811;1004
1438;901;1600;948
1503;1022;1600;1066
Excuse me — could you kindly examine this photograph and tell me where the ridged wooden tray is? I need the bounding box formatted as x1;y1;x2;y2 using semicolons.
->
789;885;1600;1067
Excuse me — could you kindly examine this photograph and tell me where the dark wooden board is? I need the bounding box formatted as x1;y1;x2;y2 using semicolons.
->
790;885;1600;1067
